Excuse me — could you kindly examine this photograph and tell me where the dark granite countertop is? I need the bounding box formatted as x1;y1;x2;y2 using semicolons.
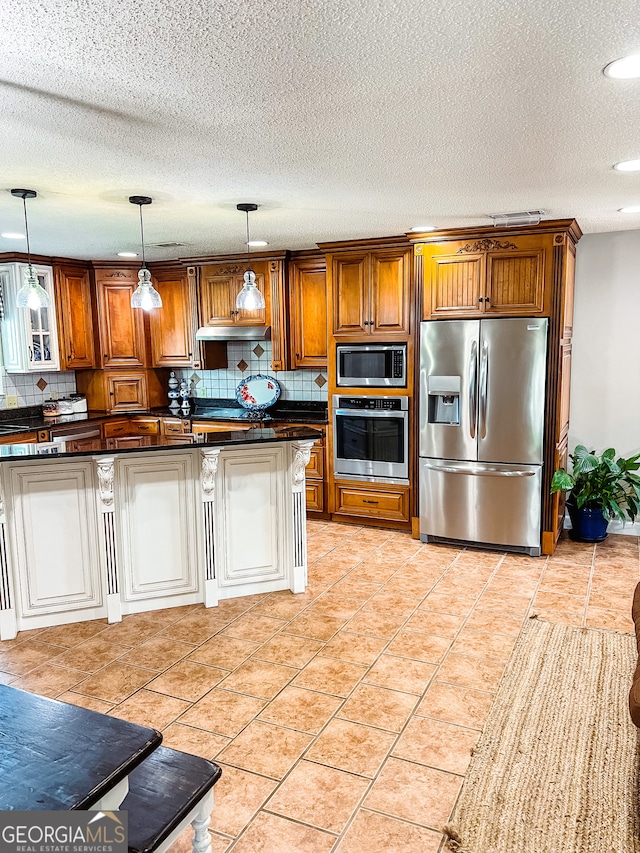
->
0;426;323;461
0;399;328;437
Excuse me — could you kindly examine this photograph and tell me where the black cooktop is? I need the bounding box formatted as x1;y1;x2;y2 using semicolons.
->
196;408;273;421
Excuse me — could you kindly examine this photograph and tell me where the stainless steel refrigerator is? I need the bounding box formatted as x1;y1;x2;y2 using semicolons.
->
419;317;548;556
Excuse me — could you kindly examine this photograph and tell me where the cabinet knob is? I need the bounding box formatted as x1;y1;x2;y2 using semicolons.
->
296;352;300;359
485;296;491;303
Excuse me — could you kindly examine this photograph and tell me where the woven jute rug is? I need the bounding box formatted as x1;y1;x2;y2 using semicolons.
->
444;617;640;853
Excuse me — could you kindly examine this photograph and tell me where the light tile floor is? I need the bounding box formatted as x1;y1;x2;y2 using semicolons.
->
0;522;638;852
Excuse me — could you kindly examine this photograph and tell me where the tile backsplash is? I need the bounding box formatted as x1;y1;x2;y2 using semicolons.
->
173;341;328;402
0;371;76;409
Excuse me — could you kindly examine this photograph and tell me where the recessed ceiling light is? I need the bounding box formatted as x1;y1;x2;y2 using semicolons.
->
614;159;640;172
410;225;436;232
1;232;26;239
247;240;268;247
117;251;138;257
604;54;640;79
619;205;640;213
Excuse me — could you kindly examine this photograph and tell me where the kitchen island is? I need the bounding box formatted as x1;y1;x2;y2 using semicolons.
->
0;427;321;640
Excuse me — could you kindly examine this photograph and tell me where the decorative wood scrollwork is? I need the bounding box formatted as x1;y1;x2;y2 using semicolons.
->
456;238;518;253
201;450;221;496
215;264;246;275
103;272;129;278
292;442;314;487
96;460;115;507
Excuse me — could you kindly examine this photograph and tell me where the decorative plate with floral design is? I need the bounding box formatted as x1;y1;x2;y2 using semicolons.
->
235;374;281;410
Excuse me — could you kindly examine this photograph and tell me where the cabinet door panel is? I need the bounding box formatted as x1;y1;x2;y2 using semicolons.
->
305;481;324;512
96;274;146;368
485;246;546;314
55;266;95;369
290;258;327;368
371;250;410;335
332;255;368;336
150;270;195;367
200;273;234;325
429;253;484;317
106;373;148;412
334;483;409;521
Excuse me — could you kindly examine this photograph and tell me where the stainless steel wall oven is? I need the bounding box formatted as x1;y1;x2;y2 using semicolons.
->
333;395;409;481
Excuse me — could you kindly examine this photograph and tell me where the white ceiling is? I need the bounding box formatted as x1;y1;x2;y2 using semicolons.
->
1;0;640;261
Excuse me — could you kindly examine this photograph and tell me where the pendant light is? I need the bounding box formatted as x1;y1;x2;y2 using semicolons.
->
10;189;51;310
129;195;162;310
235;203;265;311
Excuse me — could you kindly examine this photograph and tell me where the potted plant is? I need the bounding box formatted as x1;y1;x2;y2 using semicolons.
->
551;445;640;542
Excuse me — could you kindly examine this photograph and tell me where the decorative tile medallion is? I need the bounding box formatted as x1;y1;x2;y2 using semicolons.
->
237;359;248;372
253;344;265;358
190;373;201;385
36;378;48;391
314;375;327;388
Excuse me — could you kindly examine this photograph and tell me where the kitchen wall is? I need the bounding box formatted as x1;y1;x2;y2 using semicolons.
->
173;341;328;402
570;228;640;534
0;370;76;409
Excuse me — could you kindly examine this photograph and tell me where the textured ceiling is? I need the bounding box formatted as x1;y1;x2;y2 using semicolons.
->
1;0;640;260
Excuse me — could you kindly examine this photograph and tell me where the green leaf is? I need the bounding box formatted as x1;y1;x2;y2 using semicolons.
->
551;470;574;493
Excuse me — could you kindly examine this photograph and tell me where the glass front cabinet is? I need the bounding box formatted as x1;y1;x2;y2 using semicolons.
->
0;264;60;372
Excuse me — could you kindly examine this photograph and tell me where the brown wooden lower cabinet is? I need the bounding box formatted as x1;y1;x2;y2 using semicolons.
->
0;433;38;445
128;417;160;435
190;421;253;433
162;418;191;435
305;480;324;513
106;436;149;450
333;481;410;523
65;437;103;452
103;419;130;438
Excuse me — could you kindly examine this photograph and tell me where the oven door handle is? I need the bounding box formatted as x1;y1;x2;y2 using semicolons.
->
334;409;407;417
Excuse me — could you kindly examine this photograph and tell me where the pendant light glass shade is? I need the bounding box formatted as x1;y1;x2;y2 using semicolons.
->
11;189;51;310
236;203;265;310
131;268;163;310
16;264;51;309
236;270;264;310
129;195;162;310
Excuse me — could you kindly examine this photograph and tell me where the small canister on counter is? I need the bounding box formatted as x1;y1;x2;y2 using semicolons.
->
70;393;88;413
58;398;74;415
42;399;60;418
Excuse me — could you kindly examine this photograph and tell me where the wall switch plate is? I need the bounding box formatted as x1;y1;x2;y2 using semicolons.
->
6;396;18;408
198;387;207;397
49;391;58;400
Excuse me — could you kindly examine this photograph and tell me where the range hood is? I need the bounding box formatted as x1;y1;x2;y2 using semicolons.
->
195;325;271;341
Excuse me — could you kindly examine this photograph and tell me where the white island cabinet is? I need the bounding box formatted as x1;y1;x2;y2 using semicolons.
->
0;429;319;640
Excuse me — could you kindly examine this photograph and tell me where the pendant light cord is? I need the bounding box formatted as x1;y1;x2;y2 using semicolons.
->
245;209;251;268
22;196;32;268
139;204;146;268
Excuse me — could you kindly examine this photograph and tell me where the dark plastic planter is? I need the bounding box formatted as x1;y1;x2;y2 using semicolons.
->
567;502;609;542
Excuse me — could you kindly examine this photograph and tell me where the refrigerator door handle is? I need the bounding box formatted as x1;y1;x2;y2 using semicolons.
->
468;340;477;439
421;462;537;477
479;339;488;439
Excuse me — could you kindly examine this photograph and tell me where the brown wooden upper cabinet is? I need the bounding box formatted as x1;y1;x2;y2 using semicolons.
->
289;254;327;369
419;234;553;319
200;264;267;326
94;268;147;368
330;247;411;338
54;263;96;369
149;265;198;368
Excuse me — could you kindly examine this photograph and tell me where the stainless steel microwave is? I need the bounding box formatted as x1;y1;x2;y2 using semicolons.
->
336;343;407;388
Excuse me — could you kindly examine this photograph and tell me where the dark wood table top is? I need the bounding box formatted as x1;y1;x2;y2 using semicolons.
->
0;685;161;810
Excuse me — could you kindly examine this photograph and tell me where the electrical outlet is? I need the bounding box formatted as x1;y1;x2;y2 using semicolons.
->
6;396;18;409
198;387;207;397
49;391;58;400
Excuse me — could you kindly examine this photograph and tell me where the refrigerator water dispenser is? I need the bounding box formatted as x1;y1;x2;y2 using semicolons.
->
427;376;460;425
